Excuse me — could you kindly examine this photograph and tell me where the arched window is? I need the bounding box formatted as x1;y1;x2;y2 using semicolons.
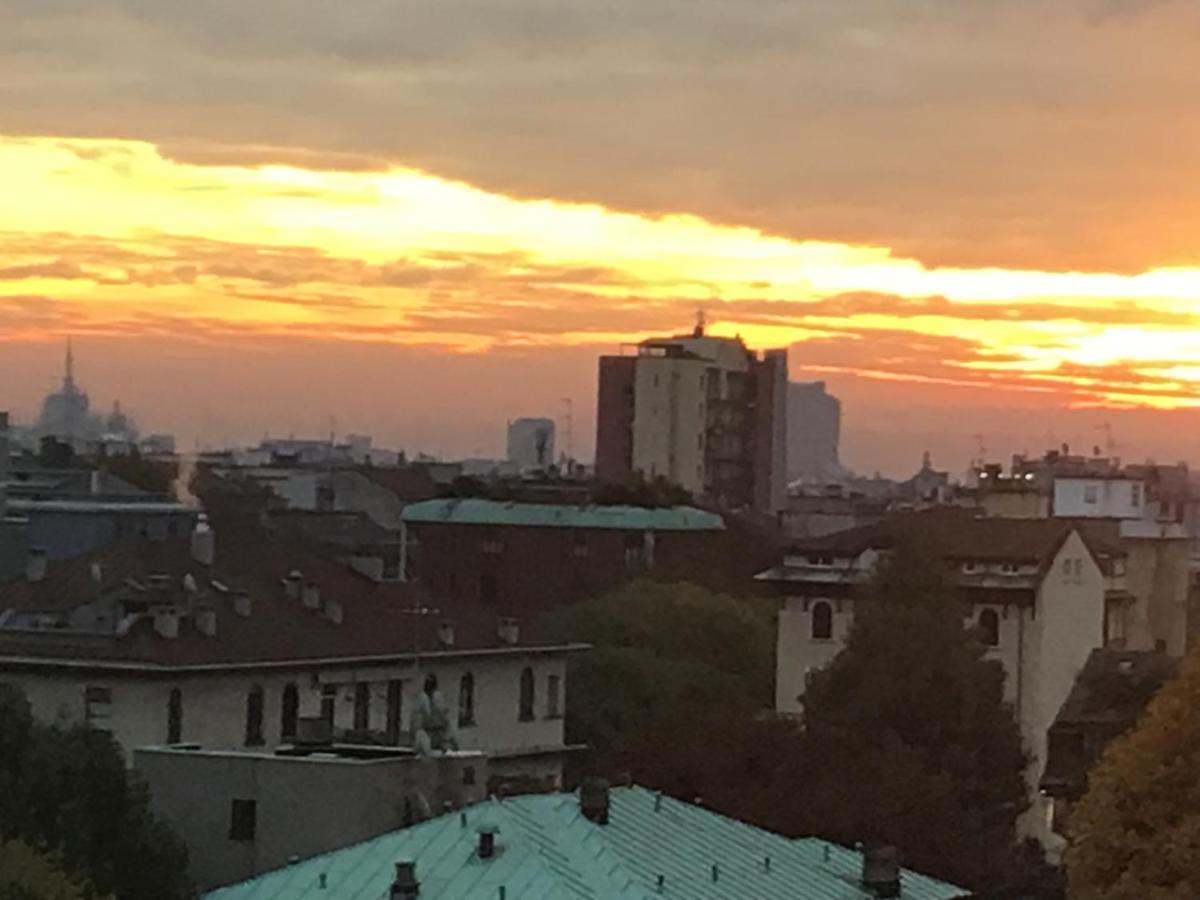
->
811;601;833;640
978;609;1000;647
458;673;475;727
518;667;535;722
167;687;183;744
280;683;299;742
245;685;264;747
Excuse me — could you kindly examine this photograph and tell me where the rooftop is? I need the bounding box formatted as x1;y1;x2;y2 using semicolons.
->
204;786;966;900
402;498;725;532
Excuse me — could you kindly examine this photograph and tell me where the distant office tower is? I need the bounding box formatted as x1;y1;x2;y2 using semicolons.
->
787;381;841;484
595;324;788;514
507;418;556;470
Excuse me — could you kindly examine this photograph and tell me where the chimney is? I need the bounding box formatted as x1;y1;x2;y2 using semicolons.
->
25;548;47;583
153;607;180;640
190;517;215;566
862;845;901;899
232;591;253;618
437;621;456;648
476;822;499;859
302;581;321;611
323;598;344;625
389;860;420;900
195;606;217;637
497;617;520;646
580;777;610;825
283;570;303;601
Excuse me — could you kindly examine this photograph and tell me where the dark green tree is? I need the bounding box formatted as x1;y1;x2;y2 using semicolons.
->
0;840;107;900
98;448;178;497
555;580;785;819
772;541;1030;890
0;686;192;900
1065;649;1200;899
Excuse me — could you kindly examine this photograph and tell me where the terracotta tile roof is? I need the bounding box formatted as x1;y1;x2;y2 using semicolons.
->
0;514;582;672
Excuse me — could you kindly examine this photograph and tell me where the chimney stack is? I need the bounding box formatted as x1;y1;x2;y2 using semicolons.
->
497;617;520;646
190;516;215;566
232;591;253;618
389;860;420;900
476;821;499;859
25;548;47;583
580;777;610;825
153;607;180;640
283;570;303;601
195;606;217;637
323;598;344;625
301;581;321;611
862;845;901;899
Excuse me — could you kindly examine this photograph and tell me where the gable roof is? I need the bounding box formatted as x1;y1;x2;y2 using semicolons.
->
402;499;725;532
204;786;966;900
784;508;1110;568
0;516;582;673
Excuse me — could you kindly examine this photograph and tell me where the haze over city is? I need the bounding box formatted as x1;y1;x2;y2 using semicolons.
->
6;1;1200;473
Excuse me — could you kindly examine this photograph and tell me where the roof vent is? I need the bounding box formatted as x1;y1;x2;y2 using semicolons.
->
437;621;456;648
862;845;901;898
497;617;519;646
477;820;499;859
389;860;419;900
580;777;610;825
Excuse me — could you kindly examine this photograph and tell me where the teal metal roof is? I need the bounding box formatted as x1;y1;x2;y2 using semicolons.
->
204;786;966;900
401;499;725;532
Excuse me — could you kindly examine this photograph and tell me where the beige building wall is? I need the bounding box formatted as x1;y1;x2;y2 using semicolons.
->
1120;537;1190;656
8;654;568;773
631;356;707;494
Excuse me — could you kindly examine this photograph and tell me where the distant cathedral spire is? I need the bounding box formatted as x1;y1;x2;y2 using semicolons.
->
64;337;76;390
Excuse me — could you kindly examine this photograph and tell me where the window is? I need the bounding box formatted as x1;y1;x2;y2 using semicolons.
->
84;686;112;729
353;683;371;732
458;673;476;727
811;601;833;640
1131;483;1142;507
962;561;980;574
546;674;561;719
978;609;1000;647
320;684;338;731
463;766;477;786
518;667;535;722
807;555;834;567
572;532;589;558
229;799;257;842
386;680;404;744
245;686;264;747
481;538;503;555
280;683;299;742
167;687;183;744
1000;563;1019;575
1084;484;1098;504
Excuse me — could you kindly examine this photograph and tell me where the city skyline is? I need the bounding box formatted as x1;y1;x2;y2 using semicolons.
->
6;3;1200;474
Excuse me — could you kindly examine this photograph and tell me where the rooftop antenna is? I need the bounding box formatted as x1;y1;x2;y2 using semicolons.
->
1096;421;1117;456
971;433;987;469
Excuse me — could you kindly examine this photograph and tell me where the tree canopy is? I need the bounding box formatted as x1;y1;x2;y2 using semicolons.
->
555;580;785;816
0;686;192;900
0;840;108;900
769;541;1032;891
1066;649;1200;899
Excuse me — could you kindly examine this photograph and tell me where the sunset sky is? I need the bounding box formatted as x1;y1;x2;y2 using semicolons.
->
5;0;1200;475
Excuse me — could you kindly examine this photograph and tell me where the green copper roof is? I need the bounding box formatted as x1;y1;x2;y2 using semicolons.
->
402;499;725;532
204;786;966;900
